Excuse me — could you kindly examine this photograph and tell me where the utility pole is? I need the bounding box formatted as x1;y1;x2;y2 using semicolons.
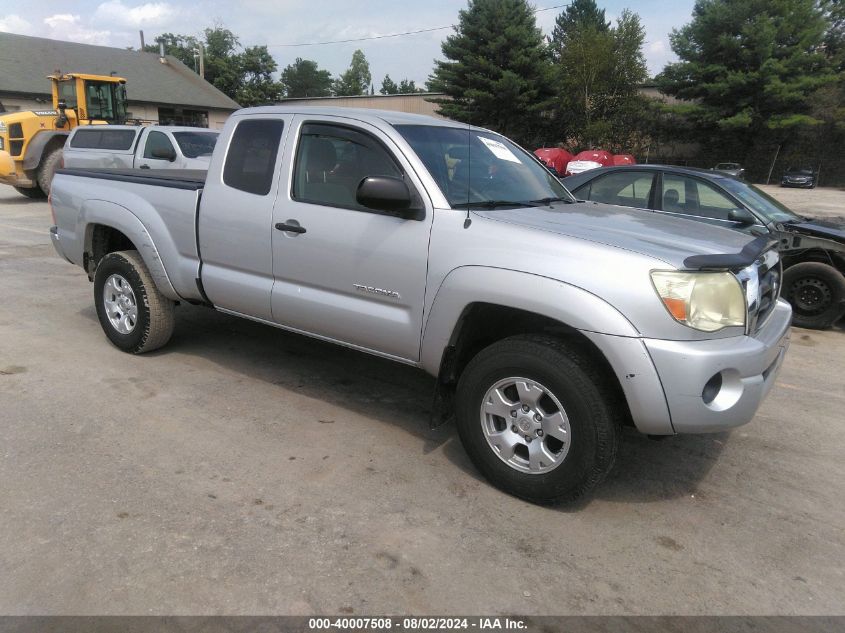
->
199;43;205;79
139;30;145;50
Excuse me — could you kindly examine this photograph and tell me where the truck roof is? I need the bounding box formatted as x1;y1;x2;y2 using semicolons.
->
237;105;488;132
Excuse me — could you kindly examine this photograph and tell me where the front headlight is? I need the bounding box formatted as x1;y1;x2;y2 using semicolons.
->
651;271;746;332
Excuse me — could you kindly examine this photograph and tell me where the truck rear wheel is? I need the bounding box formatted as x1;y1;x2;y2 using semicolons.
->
782;262;845;329
455;334;620;504
37;147;63;196
94;250;175;354
13;186;46;199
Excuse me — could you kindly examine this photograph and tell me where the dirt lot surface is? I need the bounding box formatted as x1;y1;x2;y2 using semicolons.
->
0;185;843;615
758;184;844;220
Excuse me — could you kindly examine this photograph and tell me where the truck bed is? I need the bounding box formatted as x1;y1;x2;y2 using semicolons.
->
55;168;206;190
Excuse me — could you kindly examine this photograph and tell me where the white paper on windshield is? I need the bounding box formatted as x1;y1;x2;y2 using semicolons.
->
478;136;522;163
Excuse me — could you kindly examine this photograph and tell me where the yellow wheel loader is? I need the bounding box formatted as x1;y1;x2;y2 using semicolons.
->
0;73;128;197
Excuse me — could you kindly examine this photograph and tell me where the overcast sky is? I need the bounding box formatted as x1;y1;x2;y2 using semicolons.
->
1;0;696;85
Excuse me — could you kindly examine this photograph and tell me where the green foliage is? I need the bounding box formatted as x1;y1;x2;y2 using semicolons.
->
281;58;333;98
428;0;553;145
145;26;280;107
550;7;649;149
551;0;609;54
822;0;845;68
236;45;280;106
380;74;399;94
334;50;372;96
398;79;423;93
144;33;199;68
656;0;837;154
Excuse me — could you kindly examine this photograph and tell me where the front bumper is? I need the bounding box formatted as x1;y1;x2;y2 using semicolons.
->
781;180;814;188
0;150;34;187
643;300;792;433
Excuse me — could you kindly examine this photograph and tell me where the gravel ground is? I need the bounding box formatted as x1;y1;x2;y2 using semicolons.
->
0;185;843;616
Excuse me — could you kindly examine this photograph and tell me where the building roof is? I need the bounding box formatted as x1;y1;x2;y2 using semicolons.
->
0;32;240;111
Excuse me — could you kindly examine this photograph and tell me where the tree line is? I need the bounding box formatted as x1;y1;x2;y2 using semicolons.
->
147;0;845;180
143;30;422;107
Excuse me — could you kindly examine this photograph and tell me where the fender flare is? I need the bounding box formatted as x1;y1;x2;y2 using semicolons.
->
419;266;640;375
23;131;68;171
81;199;180;301
419;266;674;435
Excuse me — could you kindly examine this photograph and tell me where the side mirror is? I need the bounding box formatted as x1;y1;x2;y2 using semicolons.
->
152;147;176;161
728;208;756;225
357;176;420;219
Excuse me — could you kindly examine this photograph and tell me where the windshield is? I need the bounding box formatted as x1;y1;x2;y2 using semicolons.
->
786;167;813;174
395;125;573;208
721;179;802;223
173;131;219;158
85;81;127;124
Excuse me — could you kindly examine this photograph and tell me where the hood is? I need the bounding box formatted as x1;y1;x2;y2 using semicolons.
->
787;218;845;243
474;201;752;269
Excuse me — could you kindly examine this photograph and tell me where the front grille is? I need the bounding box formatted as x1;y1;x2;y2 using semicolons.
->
749;250;781;333
9;123;23;138
9;140;23;156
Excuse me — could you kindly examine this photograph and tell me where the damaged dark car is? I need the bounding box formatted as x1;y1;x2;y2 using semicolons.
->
563;165;845;329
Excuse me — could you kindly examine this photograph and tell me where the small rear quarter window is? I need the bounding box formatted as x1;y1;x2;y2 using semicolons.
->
223;119;284;196
70;128;137;150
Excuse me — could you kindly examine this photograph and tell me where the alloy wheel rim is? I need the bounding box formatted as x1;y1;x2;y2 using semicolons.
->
103;274;138;334
479;377;571;474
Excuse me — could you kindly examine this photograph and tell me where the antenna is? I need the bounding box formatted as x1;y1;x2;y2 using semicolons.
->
463;73;472;229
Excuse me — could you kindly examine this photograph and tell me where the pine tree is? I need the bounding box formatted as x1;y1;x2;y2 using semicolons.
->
657;0;837;153
428;0;553;145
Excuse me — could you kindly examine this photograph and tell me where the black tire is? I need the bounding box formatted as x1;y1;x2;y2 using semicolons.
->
455;334;621;504
36;147;63;196
782;262;845;329
13;186;46;199
94;250;176;353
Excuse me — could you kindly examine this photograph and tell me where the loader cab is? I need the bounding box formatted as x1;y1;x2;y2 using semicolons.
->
50;74;128;126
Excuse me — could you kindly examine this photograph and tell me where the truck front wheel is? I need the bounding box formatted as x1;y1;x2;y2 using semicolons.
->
455;334;620;504
94;250;175;354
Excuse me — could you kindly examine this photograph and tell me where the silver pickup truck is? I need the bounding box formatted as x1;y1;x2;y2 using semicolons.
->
63;125;218;171
49;106;792;503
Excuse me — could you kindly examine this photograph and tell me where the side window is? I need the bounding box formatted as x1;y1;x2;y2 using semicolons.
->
58;81;77;108
70;128;136;150
143;131;175;159
662;175;738;220
584;172;653;208
292;123;402;210
223;119;284;196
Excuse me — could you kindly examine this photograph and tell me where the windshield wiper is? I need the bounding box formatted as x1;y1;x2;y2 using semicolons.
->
451;200;542;210
530;197;573;206
451;197;574;210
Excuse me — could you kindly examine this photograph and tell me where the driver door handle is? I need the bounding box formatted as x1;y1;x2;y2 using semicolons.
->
139;164;150;169
275;222;306;234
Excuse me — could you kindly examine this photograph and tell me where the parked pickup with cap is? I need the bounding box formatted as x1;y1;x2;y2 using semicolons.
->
62;125;219;171
48;106;792;504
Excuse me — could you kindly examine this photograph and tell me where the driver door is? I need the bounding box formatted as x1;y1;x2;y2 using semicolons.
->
269;116;433;362
138;130;178;169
